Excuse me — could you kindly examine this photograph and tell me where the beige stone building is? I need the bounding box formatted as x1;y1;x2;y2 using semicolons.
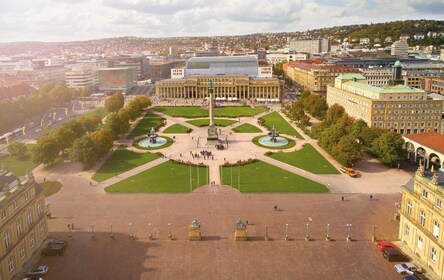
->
285;63;360;97
326;73;443;135
422;77;444;96
400;165;444;278
0;172;48;280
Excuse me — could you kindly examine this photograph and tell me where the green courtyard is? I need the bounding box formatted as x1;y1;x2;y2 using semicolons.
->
232;123;262;133
267;144;340;174
220;160;328;193
153;106;266;118
186;119;237;127
129;112;165;138
259;111;303;139
105;161;209;193
163;124;191;134
1;144;38;176
92;146;161;182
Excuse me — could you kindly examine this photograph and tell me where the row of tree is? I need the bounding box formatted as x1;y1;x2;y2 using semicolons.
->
0;83;92;134
28;92;152;169
287;90;328;122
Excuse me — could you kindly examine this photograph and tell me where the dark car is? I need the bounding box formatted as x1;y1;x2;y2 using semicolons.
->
383;248;407;262
404;275;429;280
42;243;65;256
27;265;48;276
51;239;67;247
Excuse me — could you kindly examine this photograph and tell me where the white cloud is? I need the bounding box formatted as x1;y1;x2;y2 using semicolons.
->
0;0;440;42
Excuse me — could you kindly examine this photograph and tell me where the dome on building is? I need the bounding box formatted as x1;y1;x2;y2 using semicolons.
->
394;60;402;67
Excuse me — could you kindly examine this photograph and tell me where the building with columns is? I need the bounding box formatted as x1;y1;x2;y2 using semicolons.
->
155;56;283;101
0;172;48;280
403;132;443;170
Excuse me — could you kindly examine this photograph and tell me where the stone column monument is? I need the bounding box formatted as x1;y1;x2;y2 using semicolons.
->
207;79;219;141
188;220;202;241
234;218;247;241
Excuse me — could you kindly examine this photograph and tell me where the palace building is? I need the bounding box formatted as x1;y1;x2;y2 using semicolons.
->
155;56;284;101
0;172;48;280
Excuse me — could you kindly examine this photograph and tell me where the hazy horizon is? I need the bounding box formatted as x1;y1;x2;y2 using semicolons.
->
0;0;442;43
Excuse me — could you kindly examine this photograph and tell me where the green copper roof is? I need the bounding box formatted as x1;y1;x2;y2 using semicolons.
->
344;81;425;94
394;60;402;67
336;73;366;80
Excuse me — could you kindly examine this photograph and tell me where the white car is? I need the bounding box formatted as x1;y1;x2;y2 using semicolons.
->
27;265;49;276
394;263;421;275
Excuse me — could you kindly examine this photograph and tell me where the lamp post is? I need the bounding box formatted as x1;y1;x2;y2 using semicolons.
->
110;223;114;239
372;224;378;242
45;202;51;218
346;224;352;242
148;223;153;240
285;223;289;241
90;224;95;239
265;224;269;241
305;223;310;241
394;202;400;220
326;224;331;242
129;223;134;239
168;223;172;240
67;224;72;239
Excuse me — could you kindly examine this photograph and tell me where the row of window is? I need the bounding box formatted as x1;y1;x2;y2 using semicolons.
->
6;227;45;273
404;225;438;263
374;103;440;108
1;190;33;223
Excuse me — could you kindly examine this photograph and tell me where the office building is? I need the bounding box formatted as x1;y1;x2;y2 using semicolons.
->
360;68;393;87
288;38;330;54
391;39;410;57
0;172;48;280
65;65;98;89
107;57;149;81
98;67;136;94
422;77;444;96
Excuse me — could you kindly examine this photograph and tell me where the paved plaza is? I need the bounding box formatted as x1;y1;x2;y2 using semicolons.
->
29;104;416;279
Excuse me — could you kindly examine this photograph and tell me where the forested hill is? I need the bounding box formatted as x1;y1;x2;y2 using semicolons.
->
304;20;444;47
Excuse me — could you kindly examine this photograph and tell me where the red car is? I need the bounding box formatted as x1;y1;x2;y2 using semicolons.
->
377;241;398;251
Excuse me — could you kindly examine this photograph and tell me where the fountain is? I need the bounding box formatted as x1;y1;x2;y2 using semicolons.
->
137;127;168;148
257;126;290;147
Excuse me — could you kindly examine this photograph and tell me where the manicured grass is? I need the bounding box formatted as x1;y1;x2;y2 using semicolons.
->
129;112;165;138
232;123;262;133
186;119;237;127
259;111;303;139
76;107;107;120
220;160;328;193
252;135;296;150
153;106;266;118
0;144;38;176
40;181;62;197
105;161;209;193
267;144;340;174
163;124;191;134
132;135;174;150
92;146;161;182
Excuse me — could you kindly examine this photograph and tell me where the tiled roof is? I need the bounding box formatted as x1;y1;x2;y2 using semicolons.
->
405;132;444;155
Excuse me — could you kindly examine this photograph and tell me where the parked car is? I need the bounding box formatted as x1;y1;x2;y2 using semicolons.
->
51;239;67;247
395;263;421;275
403;275;429;280
23;277;43;280
377;241;398;251
42;243;65;256
340;167;357;177
383;248;407;262
27;265;49;276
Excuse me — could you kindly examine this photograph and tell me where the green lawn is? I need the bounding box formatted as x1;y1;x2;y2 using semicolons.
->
153;106;266;118
233;123;262;133
40;181;63;197
267;144;340;174
163;124;191;134
105;161;209;193
186;119;237;127
1;144;38;176
220;160;328;193
252;135;296;150
259;111;303;139
92;146;161;182
129;112;165;138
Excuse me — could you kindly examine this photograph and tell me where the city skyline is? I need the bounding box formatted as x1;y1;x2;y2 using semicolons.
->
0;0;442;42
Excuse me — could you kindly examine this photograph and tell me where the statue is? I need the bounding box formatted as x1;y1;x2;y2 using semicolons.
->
416;165;425;177
268;126;279;143
431;172;439;185
148;127;158;144
235;218;246;229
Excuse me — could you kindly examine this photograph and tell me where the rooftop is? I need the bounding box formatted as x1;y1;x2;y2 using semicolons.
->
185;55;259;77
344;81;425;94
405;132;444;155
336;73;366;80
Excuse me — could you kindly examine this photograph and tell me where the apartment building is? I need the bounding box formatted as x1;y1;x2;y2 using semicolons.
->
0;172;48;280
65;65;98;89
391;39;410;57
422;77;444;96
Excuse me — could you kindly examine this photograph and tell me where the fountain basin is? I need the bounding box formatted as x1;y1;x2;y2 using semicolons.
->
138;137;168;148
258;136;289;147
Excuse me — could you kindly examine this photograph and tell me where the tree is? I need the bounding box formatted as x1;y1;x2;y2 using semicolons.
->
324;104;345;126
273;61;286;76
7;142;27;160
49;127;76;155
104;112;129;139
361;126;386;147
372;132;407;166
32;136;60;166
81;115;102;132
318;124;346;152
332;135;363;166
335;114;355;133
350;119;369;143
104;92;125;113
69;135;100;169
90;129;114;156
311;122;328;139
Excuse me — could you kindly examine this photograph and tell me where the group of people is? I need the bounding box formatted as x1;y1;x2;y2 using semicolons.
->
215;144;224;150
190;150;215;160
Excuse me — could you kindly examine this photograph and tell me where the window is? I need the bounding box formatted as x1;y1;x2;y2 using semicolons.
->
404;224;410;236
8;257;14;272
418;236;423;250
29;234;35;248
24;191;30;201
27;210;33;226
19;245;25;260
40;224;45;237
407;201;412;215
433;221;440;238
431;247;437;263
13;200;19;210
1;209;6;220
37;202;42;216
16;220;22;237
420;210;426;227
4;231;11;249
437;199;442;209
422;189;428;199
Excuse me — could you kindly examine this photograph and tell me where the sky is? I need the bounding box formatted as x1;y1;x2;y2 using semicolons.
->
0;0;442;42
